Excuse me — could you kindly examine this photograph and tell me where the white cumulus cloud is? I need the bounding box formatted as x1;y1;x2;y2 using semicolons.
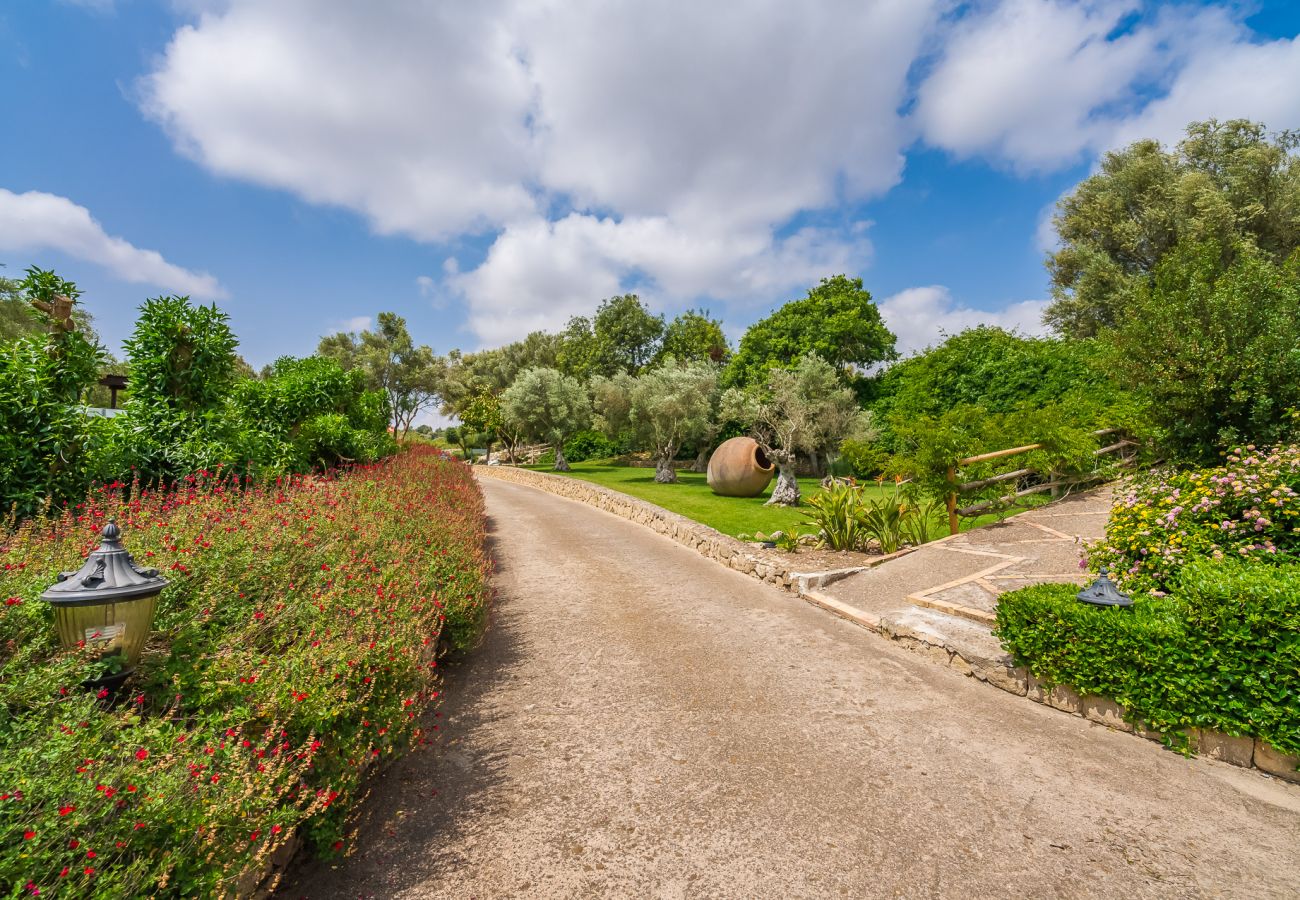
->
141;0;937;344
879;285;1049;357
138;0;1300;345
915;1;1300;170
0;188;224;298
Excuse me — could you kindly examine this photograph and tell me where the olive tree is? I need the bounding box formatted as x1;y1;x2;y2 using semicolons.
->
1046;119;1300;337
501;366;591;470
594;360;718;483
721;353;861;506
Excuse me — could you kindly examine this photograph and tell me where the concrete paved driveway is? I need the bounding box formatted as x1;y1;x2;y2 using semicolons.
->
284;477;1300;899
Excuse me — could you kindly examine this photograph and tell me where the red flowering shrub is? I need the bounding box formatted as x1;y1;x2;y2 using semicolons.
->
0;447;488;897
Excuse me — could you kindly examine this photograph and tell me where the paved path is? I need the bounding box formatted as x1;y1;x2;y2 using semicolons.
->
284;478;1300;899
823;487;1113;630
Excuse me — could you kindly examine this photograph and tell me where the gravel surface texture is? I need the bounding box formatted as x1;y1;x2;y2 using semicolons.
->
283;477;1300;899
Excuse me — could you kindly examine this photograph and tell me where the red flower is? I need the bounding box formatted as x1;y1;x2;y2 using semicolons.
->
23;829;35;840
86;851;96;859
249;830;260;842
135;748;148;761
59;805;75;816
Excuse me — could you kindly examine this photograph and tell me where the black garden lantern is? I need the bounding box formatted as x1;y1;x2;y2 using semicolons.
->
1076;567;1132;608
40;520;168;691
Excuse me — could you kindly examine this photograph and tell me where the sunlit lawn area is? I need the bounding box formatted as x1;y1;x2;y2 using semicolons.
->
523;459;1027;539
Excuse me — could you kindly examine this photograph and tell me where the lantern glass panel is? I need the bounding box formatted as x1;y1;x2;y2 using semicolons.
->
52;593;160;670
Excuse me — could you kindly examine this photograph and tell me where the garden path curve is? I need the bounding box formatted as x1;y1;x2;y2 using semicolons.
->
284;477;1300;899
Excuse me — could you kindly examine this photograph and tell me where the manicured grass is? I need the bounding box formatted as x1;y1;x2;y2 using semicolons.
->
523;459;1027;539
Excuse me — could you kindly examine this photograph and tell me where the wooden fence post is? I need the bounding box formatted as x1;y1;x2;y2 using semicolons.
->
946;465;959;536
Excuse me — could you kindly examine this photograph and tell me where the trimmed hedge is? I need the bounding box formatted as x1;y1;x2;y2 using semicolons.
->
995;558;1300;758
0;446;488;897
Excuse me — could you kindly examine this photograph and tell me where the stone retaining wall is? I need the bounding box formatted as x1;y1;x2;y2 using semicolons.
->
477;464;813;591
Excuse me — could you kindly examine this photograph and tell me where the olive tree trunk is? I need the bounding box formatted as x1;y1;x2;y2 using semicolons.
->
654;457;678;483
765;455;801;506
553;445;570;471
690;447;709;473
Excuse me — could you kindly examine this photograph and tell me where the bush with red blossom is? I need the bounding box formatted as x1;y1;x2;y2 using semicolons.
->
0;446;489;896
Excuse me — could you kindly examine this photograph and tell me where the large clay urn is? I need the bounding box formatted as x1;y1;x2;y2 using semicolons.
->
707;436;774;497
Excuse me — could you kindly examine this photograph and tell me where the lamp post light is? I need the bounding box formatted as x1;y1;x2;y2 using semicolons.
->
1076;567;1133;608
40;520;168;694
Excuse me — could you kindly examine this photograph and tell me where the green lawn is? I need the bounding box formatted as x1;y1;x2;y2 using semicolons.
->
521;459;1025;539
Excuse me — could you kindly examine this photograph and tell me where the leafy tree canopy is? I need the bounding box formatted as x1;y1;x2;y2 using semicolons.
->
873;326;1117;437
725;275;896;389
1103;240;1300;462
1046;119;1300;337
500;366;591;470
558;294;664;378
318;312;444;438
655;309;730;366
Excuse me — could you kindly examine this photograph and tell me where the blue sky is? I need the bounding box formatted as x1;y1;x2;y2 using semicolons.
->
1;1;1298;370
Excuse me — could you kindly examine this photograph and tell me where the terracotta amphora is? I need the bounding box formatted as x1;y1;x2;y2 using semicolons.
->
706;436;774;497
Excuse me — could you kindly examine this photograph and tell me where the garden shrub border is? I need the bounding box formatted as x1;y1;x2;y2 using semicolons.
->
0;447;490;897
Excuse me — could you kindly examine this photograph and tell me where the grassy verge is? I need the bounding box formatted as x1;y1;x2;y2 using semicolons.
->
522;459;1028;539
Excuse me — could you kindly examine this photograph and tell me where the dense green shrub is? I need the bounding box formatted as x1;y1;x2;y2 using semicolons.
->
873;327;1117;432
887;400;1140;507
1089;443;1300;592
839;438;886;479
230;356;395;473
0;270;106;517
1102;241;1300;463
563;429;619;462
108;296;241;482
996;559;1300;757
0;447;488;896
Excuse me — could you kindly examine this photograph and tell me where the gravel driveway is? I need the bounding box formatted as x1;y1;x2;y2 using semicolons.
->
282;477;1300;899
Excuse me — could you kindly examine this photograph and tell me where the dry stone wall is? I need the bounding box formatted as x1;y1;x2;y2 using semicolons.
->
477;464;807;590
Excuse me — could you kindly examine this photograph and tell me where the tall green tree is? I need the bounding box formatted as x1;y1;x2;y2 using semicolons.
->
1046;119;1300;337
725;275;896;389
1104;240;1300;461
656;309;730;365
318;312;444;438
501;367;591;470
557;294;665;378
458;389;505;462
117;294;240;480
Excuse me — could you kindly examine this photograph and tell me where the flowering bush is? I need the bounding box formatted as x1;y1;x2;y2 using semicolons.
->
1089;443;1300;591
0;446;488;897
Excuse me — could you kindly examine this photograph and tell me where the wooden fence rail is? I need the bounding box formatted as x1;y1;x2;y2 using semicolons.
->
945;428;1136;535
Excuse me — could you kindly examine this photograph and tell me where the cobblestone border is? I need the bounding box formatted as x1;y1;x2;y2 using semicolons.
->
477;465;1300;784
